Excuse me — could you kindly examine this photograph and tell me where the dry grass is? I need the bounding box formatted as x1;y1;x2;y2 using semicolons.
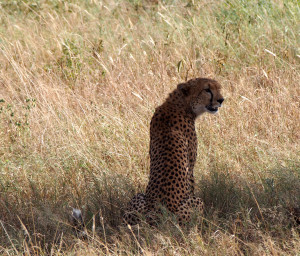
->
0;0;299;255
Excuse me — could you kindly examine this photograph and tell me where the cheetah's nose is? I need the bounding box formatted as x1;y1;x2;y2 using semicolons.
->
217;98;224;105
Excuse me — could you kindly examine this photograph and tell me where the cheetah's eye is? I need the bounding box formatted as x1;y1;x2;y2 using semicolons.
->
204;88;211;93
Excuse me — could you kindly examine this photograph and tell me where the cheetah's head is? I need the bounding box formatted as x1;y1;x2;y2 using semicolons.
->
177;78;224;117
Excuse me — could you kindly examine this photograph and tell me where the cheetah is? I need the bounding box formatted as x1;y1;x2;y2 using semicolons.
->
124;78;224;226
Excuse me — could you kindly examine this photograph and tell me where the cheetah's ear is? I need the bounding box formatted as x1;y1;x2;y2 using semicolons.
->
177;82;190;96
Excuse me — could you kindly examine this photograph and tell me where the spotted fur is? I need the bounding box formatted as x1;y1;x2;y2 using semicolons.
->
124;78;224;225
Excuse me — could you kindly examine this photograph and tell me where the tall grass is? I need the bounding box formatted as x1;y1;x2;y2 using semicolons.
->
0;0;299;254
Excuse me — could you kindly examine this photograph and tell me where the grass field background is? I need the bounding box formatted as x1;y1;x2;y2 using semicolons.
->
0;0;299;254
